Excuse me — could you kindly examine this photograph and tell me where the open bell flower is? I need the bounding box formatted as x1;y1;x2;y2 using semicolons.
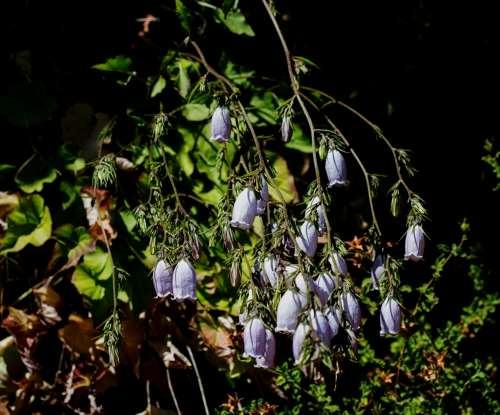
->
296;221;318;257
371;254;385;290
342;291;361;330
280;115;293;143
255;329;276;368
404;224;425;261
172;259;197;301
231;188;257;230
292;322;309;364
153;260;173;298
295;273;314;295
329;252;348;276
380;297;401;336
325;306;342;338
325;149;348;187
243;318;267;358
309;310;332;346
262;255;279;287
276;289;306;333
314;272;336;306
210;106;231;143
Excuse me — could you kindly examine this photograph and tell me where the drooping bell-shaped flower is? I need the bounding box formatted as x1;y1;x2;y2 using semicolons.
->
172;259;197;301
153;260;173;298
292;322;309;364
380;297;401;336
325;306;342;338
306;196;327;235
231;188;257;230
404;224;425;261
308;310;332;346
262;255;279;287
329;252;348;276
325;149;348;188
295;273;314;296
314;272;336;306
243;318;267;358
276;289;306;333
341;291;361;330
255;329;276;368
210;106;231;143
371;254;385;290
280;115;293;143
284;264;298;277
296;221;318;257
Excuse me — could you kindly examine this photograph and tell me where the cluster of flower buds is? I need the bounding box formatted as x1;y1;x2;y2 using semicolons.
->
153;258;197;301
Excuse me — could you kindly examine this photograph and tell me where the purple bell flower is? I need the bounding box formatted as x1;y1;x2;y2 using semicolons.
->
371;254;385;290
295;273;314;295
243;318;267;358
262;255;279;287
292;322;309;364
308;310;332;346
380;297;401;336
231;188;257;230
325;307;342;338
210;106;231;143
280;115;293;143
314;272;336;306
296;221;318;257
325;149;348;188
172;259;197;301
342;291;361;330
255;329;276;368
329;252;348;276
276;289;306;333
404;224;425;261
153;260;173;298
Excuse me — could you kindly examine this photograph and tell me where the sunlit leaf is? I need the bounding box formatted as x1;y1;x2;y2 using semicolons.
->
215;9;255;37
92;56;132;73
151;76;166;98
15;156;58;193
182;103;211;121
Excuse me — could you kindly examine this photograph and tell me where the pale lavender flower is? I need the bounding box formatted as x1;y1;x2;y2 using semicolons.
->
309;310;332;346
404;224;425;261
296;221;318;257
292;322;309;364
276;289;306;333
295;273;314;296
255;329;276;368
314;272;336;306
262;255;279;287
329;252;348;276
280;115;293;143
342;291;361;330
380;297;401;336
243;318;267;358
325;149;348;188
210;106;231;143
306;196;327;235
325;306;342;338
371;254;385;290
153;260;173;298
172;259;197;301
231;188;257;230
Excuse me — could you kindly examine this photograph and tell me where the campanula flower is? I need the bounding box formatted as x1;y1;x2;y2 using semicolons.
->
296;221;318;257
292;322;309;364
342;291;361;330
172;259;197;301
309;310;332;346
371;254;385;290
325;149;348;188
325;306;342;338
329;252;348;276
231;188;257;230
276;289;306;333
153;260;173;298
380;297;401;336
314;272;336;306
243;317;267;358
262;255;279;287
404;224;425;261
210;106;231;143
280;115;292;143
255;329;276;368
306;196;327;235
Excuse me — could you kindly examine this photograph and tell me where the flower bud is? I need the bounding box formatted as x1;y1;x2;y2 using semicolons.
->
308;310;332;346
256;176;269;215
306;196;327;235
255;329;276;368
314;272;336;306
329;252;348;276
172;259;197;301
380;297;401;336
223;225;235;250
230;258;241;288
243;317;267;358
210;106;231;143
325;149;348;188
404;224;425;261
296;221;318;257
189;224;201;260
371;254;385;290
292;322;309;364
262;255;278;287
276;289;306;333
325;306;342;338
153;260;173;298
280;115;292;143
295;273;313;295
231;188;257;230
341;292;361;330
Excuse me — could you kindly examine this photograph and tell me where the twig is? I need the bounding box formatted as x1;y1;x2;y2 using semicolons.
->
166;368;182;415
186;345;209;415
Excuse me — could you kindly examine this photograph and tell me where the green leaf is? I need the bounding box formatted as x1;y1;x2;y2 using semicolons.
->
285;124;313;153
215;9;255;37
72;247;113;300
15;155;58;193
175;0;191;32
268;156;299;204
93;56;132;73
150;76;166;98
60;181;80;210
178;128;196;176
1;194;52;254
177;60;191;98
182;103;210;121
0;164;15;174
119;209;137;233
